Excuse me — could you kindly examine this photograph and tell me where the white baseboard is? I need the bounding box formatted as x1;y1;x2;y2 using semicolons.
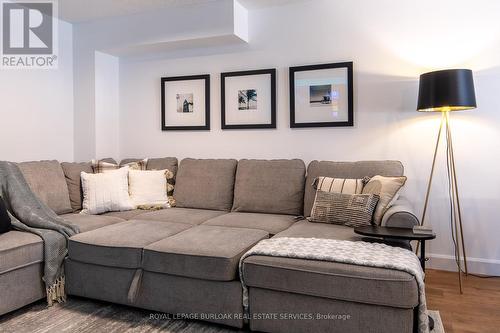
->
427;253;500;276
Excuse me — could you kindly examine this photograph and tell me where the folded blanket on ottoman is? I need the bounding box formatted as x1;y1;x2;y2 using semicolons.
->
240;237;429;333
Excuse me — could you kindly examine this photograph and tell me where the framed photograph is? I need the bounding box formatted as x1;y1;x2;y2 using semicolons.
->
221;68;276;129
289;62;353;128
161;74;210;130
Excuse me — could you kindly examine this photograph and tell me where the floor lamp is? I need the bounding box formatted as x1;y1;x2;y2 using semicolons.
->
417;69;476;294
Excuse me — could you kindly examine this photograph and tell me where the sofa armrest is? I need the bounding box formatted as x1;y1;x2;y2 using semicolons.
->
380;197;419;228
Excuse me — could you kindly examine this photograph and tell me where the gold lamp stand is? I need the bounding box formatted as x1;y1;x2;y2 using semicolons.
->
420;111;468;293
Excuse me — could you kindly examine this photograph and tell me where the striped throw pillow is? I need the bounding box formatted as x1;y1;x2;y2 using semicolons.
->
313;176;365;194
310;190;380;228
92;159;147;173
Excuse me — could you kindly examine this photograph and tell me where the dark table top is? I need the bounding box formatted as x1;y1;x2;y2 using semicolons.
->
354;225;436;241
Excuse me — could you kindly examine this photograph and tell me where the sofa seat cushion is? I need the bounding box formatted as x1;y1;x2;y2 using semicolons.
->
242;255;418;309
143;225;268;281
232;159;306;215
61;213;124;233
18;160;73;215
174;158;238;211
274;220;362;241
68;220;191;268
202;212;296;235
0;231;43;274
133;207;227;225
100;209;148;220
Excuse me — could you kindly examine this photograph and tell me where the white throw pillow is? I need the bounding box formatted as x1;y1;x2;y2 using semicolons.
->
80;167;134;215
128;169;169;207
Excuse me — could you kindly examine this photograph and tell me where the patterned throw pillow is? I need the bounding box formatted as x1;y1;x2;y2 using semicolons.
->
310;190;380;228
362;175;407;225
313;176;365;194
92;159;147;173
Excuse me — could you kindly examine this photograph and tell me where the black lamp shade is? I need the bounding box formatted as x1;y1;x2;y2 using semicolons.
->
417;69;476;112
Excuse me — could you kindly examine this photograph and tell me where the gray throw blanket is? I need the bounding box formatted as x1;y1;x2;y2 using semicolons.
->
0;161;80;305
239;237;429;333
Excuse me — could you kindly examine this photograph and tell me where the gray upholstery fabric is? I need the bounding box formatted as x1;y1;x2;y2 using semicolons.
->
65;259;136;306
274;219;362;241
232;159;306;215
137;271;244;328
0;231;43;274
243;255;418;309
174;158;237;211
100;209;149;220
60;162;93;212
304;160;404;217
18;160;73;215
65;259;244;328
248;288;414;333
135;207;227;225
68;220;191;268
143;225;268;281
202;212;297;235
60;213;124;233
382;197;419;228
0;263;45;316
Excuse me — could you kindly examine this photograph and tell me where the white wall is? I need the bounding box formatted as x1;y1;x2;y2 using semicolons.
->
119;0;500;274
0;19;74;162
95;51;120;159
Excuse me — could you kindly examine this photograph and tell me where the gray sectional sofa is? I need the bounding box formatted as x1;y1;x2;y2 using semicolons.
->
0;157;420;333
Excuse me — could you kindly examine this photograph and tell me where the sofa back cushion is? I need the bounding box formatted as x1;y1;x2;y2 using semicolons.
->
232;159;306;215
174;158;237;211
61;162;93;212
304;160;404;217
18;160;73;215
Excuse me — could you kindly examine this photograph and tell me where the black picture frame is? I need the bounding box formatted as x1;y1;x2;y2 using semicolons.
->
161;74;210;131
289;62;353;128
221;68;276;130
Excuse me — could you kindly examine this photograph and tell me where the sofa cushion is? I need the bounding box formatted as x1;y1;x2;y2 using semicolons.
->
174;158;237;211
60;213;124;233
134;207;227;225
232;159;306;215
143;225;268;281
60;162;93;212
242;255;418;309
18;160;73;215
100;209;148;220
274;219;362;241
0;231;43;274
304;160;404;217
202;212;296;235
68;220;191;268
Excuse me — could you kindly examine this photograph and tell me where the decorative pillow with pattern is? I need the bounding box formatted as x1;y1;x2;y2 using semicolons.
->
362;175;407;225
92;159;147;173
310;190;380;228
313;176;365;194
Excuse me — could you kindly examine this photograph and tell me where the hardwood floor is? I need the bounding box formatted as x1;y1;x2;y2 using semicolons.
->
425;269;500;333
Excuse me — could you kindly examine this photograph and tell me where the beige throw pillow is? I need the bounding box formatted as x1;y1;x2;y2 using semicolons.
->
313;176;364;194
362;175;407;225
92;159;147;173
128;169;170;208
310;191;380;228
80;167;134;215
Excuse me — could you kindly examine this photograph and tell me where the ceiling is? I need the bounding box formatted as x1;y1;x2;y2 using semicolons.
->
59;0;304;23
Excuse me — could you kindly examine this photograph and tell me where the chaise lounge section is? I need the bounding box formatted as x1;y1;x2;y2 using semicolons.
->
1;157;420;333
